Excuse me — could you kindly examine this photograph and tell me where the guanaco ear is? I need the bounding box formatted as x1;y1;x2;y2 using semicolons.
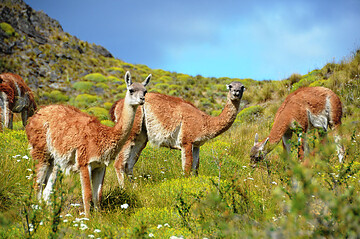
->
259;137;269;150
254;133;259;145
142;74;151;86
125;71;132;87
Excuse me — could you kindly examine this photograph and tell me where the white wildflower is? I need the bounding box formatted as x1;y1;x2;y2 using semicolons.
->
94;229;101;233
29;223;34;231
164;223;170;227
149;233;154;237
73;223;79;227
17;159;21;162
271;181;277;185
88;235;95;238
31;204;40;210
121;203;129;209
13;155;21;158
63;219;68;223
157;224;162;229
65;213;72;217
70;203;81;207
26;174;33;180
39;221;44;225
80;223;88;230
248;177;254;180
26;168;32;172
23;155;29;159
80;212;86;216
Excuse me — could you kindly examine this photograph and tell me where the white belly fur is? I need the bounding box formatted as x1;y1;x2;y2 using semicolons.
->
144;110;182;149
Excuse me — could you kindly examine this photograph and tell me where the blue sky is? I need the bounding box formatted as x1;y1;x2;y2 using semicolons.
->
25;0;360;80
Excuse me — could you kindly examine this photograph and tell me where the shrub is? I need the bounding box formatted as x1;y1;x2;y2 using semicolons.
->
154;83;169;91
86;107;108;120
292;70;321;92
100;120;114;127
72;81;94;92
106;67;125;75
256;84;273;102
42;90;69;103
84;73;107;82
157;76;173;83
107;76;121;83
288;73;302;86
236;105;264;123
103;102;113;110
0;22;16;37
117;84;127;91
95;82;109;89
72;94;100;108
309;79;328;87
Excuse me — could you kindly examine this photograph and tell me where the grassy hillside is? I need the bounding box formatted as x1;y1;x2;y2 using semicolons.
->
1;0;360;238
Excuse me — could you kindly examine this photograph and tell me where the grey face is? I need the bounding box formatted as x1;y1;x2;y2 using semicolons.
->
250;144;265;164
124;71;151;106
226;81;245;101
127;83;148;105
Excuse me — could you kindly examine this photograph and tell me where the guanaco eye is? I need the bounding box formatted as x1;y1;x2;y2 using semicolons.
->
129;89;134;94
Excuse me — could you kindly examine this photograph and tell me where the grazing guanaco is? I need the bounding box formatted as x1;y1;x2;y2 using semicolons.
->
0;73;37;130
250;86;344;166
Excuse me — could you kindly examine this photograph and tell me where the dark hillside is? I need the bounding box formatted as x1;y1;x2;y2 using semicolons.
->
3;0;357;125
0;0;252;120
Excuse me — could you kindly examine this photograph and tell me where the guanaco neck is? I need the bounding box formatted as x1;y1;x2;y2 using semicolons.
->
264;112;290;153
107;97;139;155
205;94;241;139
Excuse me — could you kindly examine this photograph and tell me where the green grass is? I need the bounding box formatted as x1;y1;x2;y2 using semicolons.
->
1;113;359;238
1;17;360;237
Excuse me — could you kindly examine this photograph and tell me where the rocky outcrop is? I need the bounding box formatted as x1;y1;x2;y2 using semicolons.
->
0;0;114;94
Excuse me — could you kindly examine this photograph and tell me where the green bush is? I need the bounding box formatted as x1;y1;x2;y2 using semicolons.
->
106;67;125;75
100;120;115;127
288;73;302;85
72;94;100;108
292;70;321;92
309;79;328;87
107;76;121;83
0;22;16;37
95;82;109;89
84;73;107;82
86;107;108;120
154;83;169;91
42;90;69;103
211;109;222;116
103;102;114;110
157;76;173;83
236;105;264;123
72;81;94;92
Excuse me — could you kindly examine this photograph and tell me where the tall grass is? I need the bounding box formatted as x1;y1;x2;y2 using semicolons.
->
0;50;359;238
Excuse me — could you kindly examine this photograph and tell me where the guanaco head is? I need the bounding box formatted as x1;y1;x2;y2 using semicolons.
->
250;133;269;166
226;81;245;101
124;71;151;106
